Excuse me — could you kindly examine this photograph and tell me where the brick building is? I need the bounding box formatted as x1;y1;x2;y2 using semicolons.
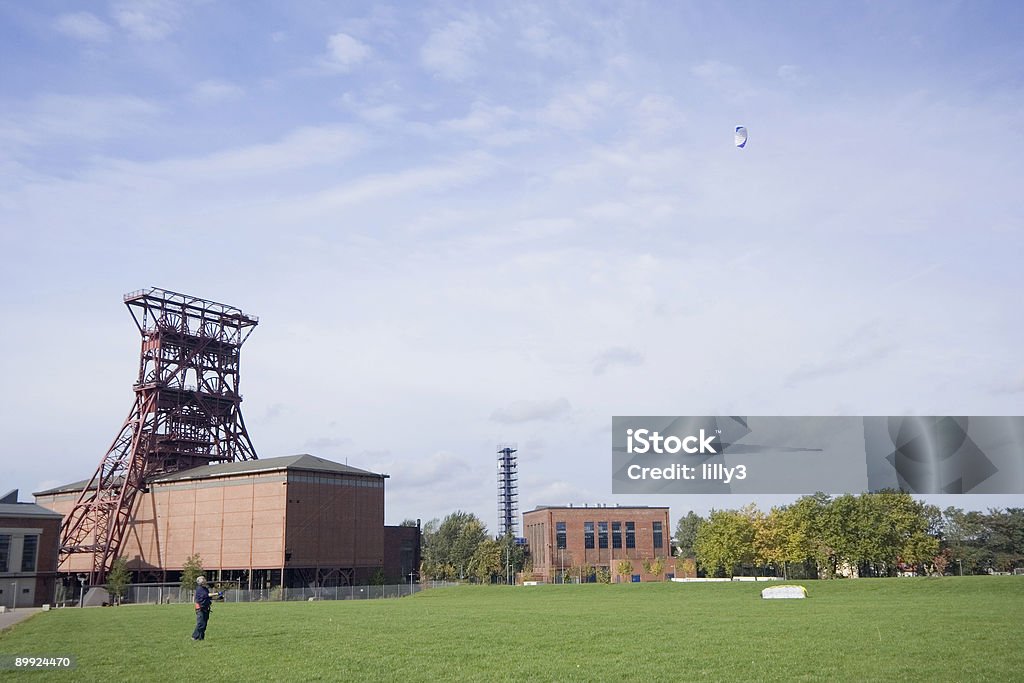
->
0;489;63;607
383;524;422;585
523;505;674;582
35;454;417;589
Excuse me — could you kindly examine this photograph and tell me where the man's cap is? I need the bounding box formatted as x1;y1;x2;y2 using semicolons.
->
196;576;207;584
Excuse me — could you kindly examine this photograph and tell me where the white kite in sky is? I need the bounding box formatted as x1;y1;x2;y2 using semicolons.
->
735;126;748;148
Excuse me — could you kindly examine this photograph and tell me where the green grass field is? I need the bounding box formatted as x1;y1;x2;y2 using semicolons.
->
2;578;1023;682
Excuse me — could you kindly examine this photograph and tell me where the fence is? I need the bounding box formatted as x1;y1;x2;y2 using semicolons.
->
125;581;457;605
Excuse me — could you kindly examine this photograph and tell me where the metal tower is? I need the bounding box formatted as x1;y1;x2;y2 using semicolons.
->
59;288;260;582
497;445;518;537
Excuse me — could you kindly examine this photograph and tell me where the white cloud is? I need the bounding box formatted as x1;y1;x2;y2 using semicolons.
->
527;480;582;505
442;102;516;134
537;81;615;130
289;151;496;216
592;347;644;376
326;32;371;71
378;451;476;489
691;60;757;100
421;17;486;80
691;60;740;82
302;436;351;452
190;79;245;103
630;94;686;136
517;21;581;62
992;374;1024;396
102;124;365;180
777;64;808;86
0;94;160;148
491;398;572;424
111;0;183;41
786;344;899;387
439;101;532;146
54;12;112;43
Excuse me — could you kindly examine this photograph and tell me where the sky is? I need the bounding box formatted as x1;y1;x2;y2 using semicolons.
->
1;1;1022;533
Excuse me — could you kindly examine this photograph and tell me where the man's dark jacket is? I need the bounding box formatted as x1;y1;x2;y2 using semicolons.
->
195;584;211;610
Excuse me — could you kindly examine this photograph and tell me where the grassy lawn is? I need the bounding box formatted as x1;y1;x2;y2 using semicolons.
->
2;577;1022;681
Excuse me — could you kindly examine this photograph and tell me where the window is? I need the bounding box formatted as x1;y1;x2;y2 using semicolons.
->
598;522;608;549
612;522;622;549
626;522;636;549
653;522;663;550
20;536;38;572
584;522;595;549
0;535;9;573
556;522;566;550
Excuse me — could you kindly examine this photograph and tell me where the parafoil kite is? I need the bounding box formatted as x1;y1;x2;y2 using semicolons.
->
734;126;748;148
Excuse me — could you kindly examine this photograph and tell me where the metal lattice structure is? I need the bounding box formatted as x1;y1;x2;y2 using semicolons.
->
497;445;518;537
59;288;260;582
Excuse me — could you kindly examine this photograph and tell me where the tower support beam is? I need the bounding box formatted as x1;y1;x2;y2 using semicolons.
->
59;288;260;583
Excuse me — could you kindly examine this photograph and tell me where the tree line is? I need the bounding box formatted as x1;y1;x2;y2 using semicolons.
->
418;512;671;584
419;511;526;582
675;493;1024;579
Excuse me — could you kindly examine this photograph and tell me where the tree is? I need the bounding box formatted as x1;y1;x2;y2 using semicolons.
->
752;507;788;576
181;554;204;593
421;511;488;580
984;508;1024;571
783;492;939;578
865;491;938;575
497;534;527;583
941;507;985;574
469;538;502;583
674;511;705;557
786;493;834;577
694;508;756;577
819;493;862;576
399;519;419;527
677;558;697;578
644;557;666;579
901;530;939;570
616;559;634;581
106;557;131;605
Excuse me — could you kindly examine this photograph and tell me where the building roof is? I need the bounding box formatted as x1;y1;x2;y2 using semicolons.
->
33;479;93;497
34;454;387;497
0;489;63;518
151;454;387;483
527;504;669;512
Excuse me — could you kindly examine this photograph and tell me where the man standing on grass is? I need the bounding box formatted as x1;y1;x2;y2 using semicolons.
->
192;576;212;641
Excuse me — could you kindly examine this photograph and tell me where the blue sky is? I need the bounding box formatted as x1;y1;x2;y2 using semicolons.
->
1;1;1022;531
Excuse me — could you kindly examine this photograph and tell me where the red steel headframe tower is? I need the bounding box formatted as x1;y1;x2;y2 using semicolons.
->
59;288;260;582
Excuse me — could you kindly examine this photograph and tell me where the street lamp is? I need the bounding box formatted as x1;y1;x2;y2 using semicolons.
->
10;582;15;611
78;575;87;608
